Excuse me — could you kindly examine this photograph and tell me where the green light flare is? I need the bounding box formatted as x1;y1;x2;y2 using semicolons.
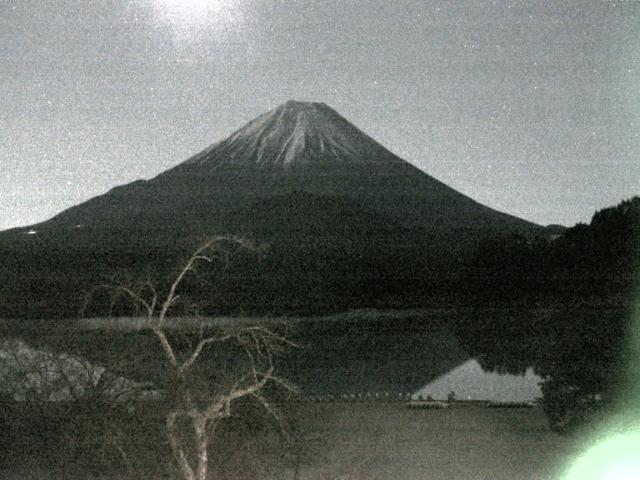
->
561;274;640;479
562;432;640;480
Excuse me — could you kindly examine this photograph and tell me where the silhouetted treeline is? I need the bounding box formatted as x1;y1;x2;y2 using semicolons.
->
456;196;640;429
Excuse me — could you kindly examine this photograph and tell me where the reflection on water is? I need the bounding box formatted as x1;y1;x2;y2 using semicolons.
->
413;359;542;402
2;310;471;396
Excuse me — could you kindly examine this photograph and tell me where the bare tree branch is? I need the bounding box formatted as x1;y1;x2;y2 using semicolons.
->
157;235;247;327
82;235;297;480
178;333;234;374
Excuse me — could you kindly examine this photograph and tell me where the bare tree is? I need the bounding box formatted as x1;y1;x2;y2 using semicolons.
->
87;236;297;480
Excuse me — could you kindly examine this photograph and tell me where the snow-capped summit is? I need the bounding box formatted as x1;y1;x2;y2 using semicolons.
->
180;100;403;169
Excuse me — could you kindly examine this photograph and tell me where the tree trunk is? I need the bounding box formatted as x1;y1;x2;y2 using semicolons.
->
194;415;210;480
167;411;196;480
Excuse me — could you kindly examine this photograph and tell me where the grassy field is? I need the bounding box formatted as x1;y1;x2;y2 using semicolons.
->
1;400;587;480
0;402;580;480
283;402;582;480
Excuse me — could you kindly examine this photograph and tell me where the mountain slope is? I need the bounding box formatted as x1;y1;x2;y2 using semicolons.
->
0;101;542;319
20;101;535;235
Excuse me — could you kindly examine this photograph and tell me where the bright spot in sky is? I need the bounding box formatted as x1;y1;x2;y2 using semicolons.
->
563;432;640;480
156;0;221;18
150;0;244;39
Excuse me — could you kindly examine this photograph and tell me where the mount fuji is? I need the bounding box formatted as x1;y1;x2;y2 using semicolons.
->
0;101;542;319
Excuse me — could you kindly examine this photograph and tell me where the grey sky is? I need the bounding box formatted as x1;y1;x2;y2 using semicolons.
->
1;0;639;230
